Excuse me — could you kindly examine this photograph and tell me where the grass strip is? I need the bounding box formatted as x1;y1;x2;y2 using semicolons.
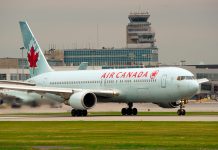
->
0;121;217;150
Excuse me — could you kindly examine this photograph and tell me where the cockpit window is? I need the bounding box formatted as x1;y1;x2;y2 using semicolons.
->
186;76;194;80
177;76;194;81
177;76;181;80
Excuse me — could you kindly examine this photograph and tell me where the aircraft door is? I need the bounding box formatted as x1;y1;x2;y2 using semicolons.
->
161;74;167;88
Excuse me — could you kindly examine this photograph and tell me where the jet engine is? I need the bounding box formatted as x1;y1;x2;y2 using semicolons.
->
154;101;180;108
68;91;97;110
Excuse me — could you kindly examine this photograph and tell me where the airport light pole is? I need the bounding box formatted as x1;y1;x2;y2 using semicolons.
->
20;47;25;81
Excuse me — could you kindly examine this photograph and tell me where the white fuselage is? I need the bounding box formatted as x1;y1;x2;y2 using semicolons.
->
28;67;199;104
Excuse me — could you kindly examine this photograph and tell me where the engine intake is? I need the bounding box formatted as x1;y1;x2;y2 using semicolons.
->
68;91;97;110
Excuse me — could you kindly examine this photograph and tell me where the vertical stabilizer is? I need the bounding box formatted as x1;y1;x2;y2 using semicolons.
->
19;21;53;77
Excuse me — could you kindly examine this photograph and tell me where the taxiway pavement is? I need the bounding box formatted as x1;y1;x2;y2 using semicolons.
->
1;115;218;121
1;101;218;121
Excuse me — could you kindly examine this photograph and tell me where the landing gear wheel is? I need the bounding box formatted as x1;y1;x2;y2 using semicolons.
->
181;109;186;116
177;109;181;116
82;110;88;116
177;109;186;116
177;100;187;116
71;109;88;117
121;108;127;115
77;110;82;116
132;108;138;115
71;109;76;116
127;108;132;115
121;103;138;116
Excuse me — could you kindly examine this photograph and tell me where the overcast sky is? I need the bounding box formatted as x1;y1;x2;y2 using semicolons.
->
0;0;217;65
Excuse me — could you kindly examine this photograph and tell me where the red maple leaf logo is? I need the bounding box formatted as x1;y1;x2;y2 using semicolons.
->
150;70;159;79
28;46;39;68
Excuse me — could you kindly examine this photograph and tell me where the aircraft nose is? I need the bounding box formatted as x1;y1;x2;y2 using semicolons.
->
190;81;199;94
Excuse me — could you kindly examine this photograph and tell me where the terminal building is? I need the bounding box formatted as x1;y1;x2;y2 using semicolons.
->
64;48;158;68
182;65;218;99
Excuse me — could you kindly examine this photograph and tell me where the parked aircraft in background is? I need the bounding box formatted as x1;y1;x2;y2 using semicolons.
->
0;21;208;116
78;62;88;70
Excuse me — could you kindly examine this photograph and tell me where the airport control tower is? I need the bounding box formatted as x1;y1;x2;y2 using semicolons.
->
127;11;156;48
63;11;158;67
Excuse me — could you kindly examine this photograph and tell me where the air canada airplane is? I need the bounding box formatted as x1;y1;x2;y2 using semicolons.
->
0;21;208;116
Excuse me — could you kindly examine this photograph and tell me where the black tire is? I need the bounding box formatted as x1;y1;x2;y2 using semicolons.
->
181;109;186;116
71;109;76;116
177;109;182;116
127;108;132;115
82;110;88;116
132;108;138;115
77;110;82;116
121;108;127;115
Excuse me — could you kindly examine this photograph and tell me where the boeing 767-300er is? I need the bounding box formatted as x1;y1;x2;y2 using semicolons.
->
0;21;208;116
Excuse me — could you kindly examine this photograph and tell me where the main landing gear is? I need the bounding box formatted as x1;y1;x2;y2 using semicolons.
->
71;109;87;116
177;100;188;116
121;102;138;116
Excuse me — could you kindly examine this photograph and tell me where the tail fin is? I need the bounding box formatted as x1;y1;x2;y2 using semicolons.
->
19;21;53;77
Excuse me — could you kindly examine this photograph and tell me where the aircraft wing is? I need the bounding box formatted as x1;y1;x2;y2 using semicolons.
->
0;80;35;86
0;84;119;100
0;89;39;103
197;78;209;84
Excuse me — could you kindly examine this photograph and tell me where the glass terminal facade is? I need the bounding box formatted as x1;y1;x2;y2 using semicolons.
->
64;48;158;68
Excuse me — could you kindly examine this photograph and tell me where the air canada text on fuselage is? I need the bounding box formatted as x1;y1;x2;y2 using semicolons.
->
100;70;159;79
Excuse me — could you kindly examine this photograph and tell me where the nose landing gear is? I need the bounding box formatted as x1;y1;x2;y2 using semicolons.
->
177;100;188;116
121;102;138;116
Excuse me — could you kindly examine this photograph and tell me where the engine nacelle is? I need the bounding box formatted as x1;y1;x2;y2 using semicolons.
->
154;101;180;108
68;91;97;110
